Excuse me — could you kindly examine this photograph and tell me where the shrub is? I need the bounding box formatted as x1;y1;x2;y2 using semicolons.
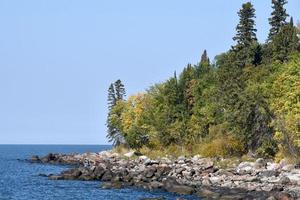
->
199;135;244;158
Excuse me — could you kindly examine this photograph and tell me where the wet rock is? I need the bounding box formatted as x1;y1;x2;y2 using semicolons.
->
140;198;165;200
31;155;40;162
101;181;123;189
162;177;194;195
48;175;63;180
149;181;163;189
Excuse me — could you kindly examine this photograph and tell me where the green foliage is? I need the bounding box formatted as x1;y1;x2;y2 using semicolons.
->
232;2;259;67
105;1;300;161
106;80;127;146
269;19;299;62
233;2;257;49
199;124;245;158
268;0;289;41
270;54;300;159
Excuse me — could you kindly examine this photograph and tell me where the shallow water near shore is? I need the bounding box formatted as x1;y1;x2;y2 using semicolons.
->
0;145;198;200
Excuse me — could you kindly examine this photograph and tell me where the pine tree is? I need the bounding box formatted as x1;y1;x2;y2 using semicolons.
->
106;80;127;146
233;2;257;50
233;2;258;67
107;83;116;111
268;0;289;41
271;17;299;61
200;50;210;65
114;79;126;101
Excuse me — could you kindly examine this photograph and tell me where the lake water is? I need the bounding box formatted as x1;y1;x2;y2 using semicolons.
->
0;145;198;200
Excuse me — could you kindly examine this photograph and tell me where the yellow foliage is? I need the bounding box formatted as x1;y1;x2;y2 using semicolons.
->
199;135;244;158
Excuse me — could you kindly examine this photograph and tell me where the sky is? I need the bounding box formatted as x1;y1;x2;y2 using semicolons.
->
0;0;299;144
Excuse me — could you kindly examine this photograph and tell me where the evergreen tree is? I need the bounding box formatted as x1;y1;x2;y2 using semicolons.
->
268;0;289;41
107;83;116;110
114;79;126;100
106;80;127;146
200;50;210;65
196;50;211;77
271;17;299;61
233;2;258;67
233;2;257;50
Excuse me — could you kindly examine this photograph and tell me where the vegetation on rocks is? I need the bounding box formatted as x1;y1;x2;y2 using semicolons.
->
107;1;300;161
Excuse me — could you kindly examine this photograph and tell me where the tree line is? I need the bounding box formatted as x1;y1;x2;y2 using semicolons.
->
106;0;300;161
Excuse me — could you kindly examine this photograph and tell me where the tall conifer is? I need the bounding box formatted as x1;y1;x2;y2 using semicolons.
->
233;2;258;66
268;0;289;41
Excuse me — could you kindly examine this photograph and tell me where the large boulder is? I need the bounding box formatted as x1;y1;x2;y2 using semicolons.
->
162;177;194;195
236;162;255;174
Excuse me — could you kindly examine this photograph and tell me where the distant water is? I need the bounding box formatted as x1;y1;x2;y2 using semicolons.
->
0;145;198;200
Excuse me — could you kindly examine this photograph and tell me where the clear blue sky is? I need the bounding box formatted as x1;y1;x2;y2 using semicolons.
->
0;0;299;144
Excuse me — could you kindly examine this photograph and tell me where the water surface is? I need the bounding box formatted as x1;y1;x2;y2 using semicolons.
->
0;145;198;200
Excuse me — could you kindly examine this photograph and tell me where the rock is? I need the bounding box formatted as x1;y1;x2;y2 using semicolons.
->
254;158;267;169
279;176;291;184
162;177;194;194
282;164;295;172
175;168;185;174
259;170;279;177
198;158;214;169
178;156;185;161
38;173;49;177
101;181;123;189
274;192;293;200
165;185;194;195
31;155;40;162
140;198;165;200
237;162;255;174
150;181;163;189
197;188;221;199
48;175;63;180
267;163;280;171
139;155;149;162
145;167;156;178
101;170;114;181
144;158;152;165
93;166;106;179
202;178;212;186
124;151;135;158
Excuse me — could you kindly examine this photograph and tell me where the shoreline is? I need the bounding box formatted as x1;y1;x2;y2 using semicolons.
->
30;151;300;200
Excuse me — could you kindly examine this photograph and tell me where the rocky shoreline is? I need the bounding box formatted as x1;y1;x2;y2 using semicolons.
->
30;151;300;199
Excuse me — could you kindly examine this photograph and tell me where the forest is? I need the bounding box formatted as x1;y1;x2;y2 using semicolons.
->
107;1;300;162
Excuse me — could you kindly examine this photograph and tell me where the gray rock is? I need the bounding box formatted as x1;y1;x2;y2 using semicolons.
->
259;170;279;177
101;170;114;181
279;176;291;184
48;175;63;180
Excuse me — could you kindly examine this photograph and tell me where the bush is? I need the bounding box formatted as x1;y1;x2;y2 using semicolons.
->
199;135;245;158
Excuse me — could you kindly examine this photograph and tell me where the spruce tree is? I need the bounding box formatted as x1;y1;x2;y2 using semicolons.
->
197;50;211;77
114;79;126;101
233;2;257;50
268;0;289;41
271;17;299;61
233;2;258;67
107;83;116;111
200;50;210;65
106;80;127;146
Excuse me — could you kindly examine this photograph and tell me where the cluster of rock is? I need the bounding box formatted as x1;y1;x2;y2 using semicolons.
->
30;151;300;200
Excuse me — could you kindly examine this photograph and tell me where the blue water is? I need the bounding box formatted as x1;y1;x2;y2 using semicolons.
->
0;145;198;200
